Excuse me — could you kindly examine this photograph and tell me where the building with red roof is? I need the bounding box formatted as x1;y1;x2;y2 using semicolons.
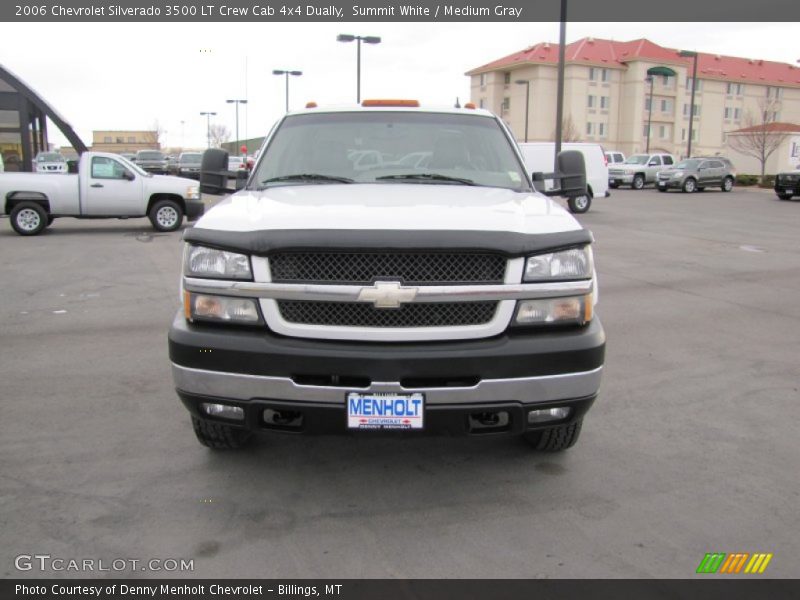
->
467;38;800;167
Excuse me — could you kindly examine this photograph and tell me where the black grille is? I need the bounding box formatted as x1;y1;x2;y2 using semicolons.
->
778;174;798;183
278;301;498;328
270;252;506;285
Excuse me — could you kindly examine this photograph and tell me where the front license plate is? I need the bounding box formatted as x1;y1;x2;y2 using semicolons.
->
347;392;424;430
785;189;794;195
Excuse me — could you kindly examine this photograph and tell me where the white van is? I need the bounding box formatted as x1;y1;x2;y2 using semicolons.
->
518;142;610;213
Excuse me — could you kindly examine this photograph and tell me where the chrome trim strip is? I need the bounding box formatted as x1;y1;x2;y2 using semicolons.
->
172;364;603;406
183;277;593;302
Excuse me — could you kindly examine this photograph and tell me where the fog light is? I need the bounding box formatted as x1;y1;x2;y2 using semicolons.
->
201;402;245;420
527;407;571;423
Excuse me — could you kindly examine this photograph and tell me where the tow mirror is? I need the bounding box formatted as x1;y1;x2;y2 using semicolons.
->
529;150;587;199
200;148;231;195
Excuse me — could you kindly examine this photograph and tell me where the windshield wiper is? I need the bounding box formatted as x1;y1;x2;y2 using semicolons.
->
375;173;476;185
257;173;354;188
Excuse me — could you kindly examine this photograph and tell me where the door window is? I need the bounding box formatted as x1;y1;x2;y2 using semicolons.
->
91;157;131;179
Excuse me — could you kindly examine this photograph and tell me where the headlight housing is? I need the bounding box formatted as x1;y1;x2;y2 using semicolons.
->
184;245;252;280
514;295;592;326
184;292;262;325
671;170;684;178
186;186;200;200
523;246;593;282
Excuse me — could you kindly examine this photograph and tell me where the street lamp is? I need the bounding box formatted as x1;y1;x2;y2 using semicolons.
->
515;80;531;143
272;69;303;112
679;50;699;158
645;76;654;153
337;33;381;103
200;111;216;148
226;99;247;155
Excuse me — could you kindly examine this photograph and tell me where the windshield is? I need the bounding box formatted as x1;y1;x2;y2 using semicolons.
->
251;111;530;191
37;153;65;162
624;155;649;165
138;151;164;160
675;159;701;169
180;153;202;164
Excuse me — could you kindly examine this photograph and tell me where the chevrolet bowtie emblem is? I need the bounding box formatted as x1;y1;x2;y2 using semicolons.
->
357;281;418;308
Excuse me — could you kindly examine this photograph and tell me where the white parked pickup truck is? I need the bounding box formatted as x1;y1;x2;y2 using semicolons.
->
0;152;203;235
169;101;605;452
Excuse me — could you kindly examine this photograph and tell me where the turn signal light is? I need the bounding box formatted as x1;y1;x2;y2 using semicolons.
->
464;102;477;109
305;101;318;108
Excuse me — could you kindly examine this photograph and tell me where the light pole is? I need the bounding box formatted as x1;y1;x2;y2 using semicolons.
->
679;50;699;158
272;69;302;112
554;0;567;172
337;33;381;103
200;111;216;148
226;99;247;155
515;80;531;143
645;76;654;153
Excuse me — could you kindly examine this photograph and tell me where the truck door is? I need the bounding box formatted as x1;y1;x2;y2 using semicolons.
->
84;156;144;216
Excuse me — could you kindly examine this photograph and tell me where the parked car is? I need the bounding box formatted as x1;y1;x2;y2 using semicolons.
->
774;169;800;201
657;157;736;193
120;152;137;162
135;150;169;174
34;151;68;174
605;151;625;165
609;153;675;189
0;151;203;235
176;152;203;179
518;142;610;213
227;155;249;172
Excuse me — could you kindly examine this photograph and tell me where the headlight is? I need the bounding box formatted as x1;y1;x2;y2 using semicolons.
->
514;295;592;326
185;245;252;280
671;170;684;178
184;292;262;324
523;246;593;281
186;186;200;199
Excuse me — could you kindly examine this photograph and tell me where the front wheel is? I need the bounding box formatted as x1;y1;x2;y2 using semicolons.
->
722;177;734;192
149;199;183;232
191;416;252;450
10;202;48;236
567;193;591;214
523;419;583;452
682;177;697;193
632;174;645;190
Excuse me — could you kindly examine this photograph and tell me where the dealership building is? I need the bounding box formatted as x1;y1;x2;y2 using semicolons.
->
0;63;86;171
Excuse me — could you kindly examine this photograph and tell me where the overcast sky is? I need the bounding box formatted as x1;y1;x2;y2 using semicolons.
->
1;22;798;150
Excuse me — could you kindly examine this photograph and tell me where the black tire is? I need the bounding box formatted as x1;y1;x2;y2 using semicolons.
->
721;176;734;192
10;201;48;236
682;177;697;193
632;174;645;190
46;215;55;226
148;198;183;232
191;416;252;450
524;419;583;452
567;193;591;214
697;187;705;192
609;182;619;189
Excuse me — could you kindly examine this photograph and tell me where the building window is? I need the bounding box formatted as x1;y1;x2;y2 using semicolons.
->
127;136;135;143
734;108;741;120
662;75;672;87
501;97;510;111
771;111;780;121
601;69;609;82
479;98;485;109
115;136;124;143
659;125;669;139
479;73;485;87
766;86;782;99
589;67;609;82
103;136;112;143
643;123;650;137
661;99;672;113
681;128;697;142
686;77;702;92
587;95;596;108
724;107;731;119
726;82;744;96
683;103;701;117
644;97;651;111
504;72;511;85
586;122;594;136
598;123;607;137
600;96;610;109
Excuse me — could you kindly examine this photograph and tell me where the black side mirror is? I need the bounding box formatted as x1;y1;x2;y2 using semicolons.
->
235;171;248;190
556;150;587;199
200;148;230;195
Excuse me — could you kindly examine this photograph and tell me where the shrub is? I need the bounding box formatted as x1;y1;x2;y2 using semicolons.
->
735;174;758;186
758;174;776;188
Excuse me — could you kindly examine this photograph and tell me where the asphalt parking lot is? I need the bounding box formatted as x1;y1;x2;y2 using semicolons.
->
1;186;798;579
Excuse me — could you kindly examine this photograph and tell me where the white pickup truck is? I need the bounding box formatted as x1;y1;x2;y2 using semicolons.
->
169;102;605;453
0;151;203;235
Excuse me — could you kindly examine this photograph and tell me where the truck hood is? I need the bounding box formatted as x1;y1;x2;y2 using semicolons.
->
145;174;198;191
194;184;582;235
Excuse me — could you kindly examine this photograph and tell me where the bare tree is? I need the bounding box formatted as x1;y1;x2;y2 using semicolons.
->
208;124;231;148
552;114;581;143
728;98;790;182
142;120;166;148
